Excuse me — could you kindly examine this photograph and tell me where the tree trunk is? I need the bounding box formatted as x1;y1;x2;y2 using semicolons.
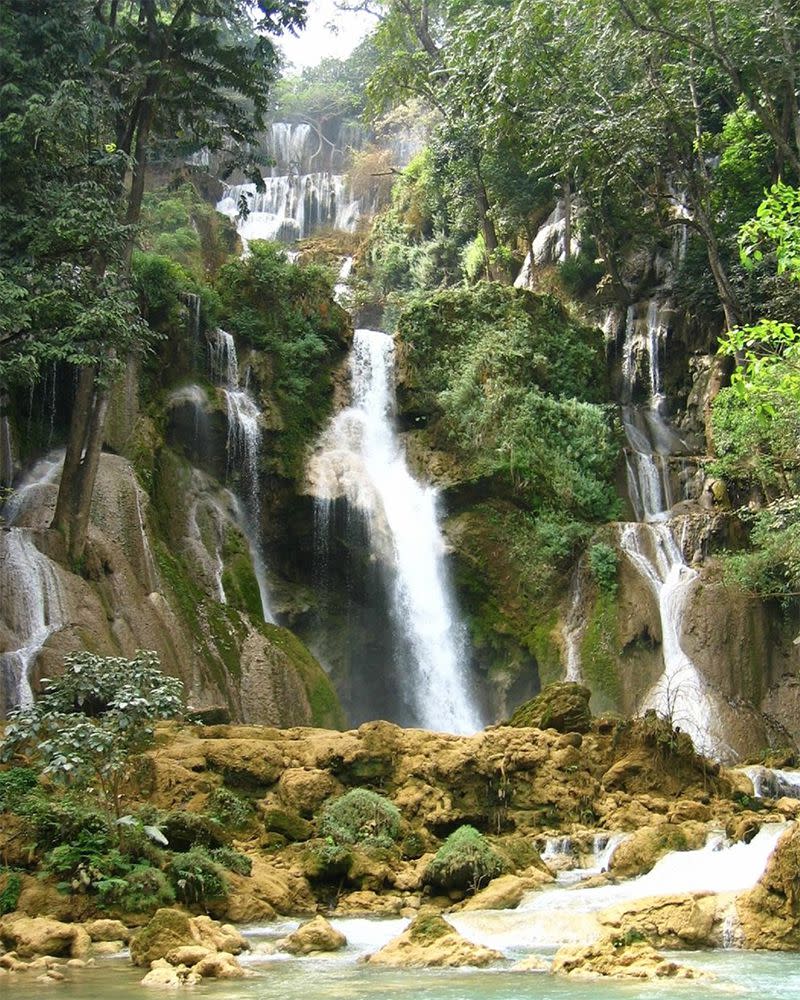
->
562;176;573;263
67;382;111;564
50;364;95;544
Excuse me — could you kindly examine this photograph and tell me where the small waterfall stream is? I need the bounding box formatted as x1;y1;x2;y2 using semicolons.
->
308;330;483;733
207;328;275;623
614;299;721;756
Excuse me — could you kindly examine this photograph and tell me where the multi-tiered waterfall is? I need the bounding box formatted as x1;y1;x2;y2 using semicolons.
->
307;329;483;733
612;289;725;757
216;123;363;248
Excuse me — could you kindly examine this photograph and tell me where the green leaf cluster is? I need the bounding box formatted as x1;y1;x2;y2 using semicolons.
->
319;789;402;849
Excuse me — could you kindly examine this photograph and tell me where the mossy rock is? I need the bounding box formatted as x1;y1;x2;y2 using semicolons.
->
423;825;507;893
508;681;592;734
261;807;314;842
130;908;194;966
161;810;228;851
302;841;353;882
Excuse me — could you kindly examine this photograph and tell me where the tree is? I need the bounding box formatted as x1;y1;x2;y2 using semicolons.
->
0;650;184;818
1;1;307;563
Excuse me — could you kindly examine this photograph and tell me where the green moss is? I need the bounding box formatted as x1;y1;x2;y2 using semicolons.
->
262;808;314;842
261;623;345;729
221;528;263;622
580;590;621;712
408;913;450;943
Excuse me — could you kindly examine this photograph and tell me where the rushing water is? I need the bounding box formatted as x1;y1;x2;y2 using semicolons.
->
612;296;722;757
308;330;483;733
207;328;275;623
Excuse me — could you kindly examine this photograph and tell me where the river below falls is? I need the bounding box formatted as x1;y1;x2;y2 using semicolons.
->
3;928;799;1000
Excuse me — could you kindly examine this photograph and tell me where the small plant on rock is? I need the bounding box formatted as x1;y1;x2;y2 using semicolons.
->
319;789;401;848
168;846;228;905
423;825;506;894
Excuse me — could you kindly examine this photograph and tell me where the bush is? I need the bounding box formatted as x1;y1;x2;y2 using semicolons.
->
0;767;38;811
161;810;226;851
589;543;619;594
423;825;506;893
319;789;401;849
210;846;252;876
43;834;131;898
18;793;110;852
0;871;22;915
168;847;228;905
112;866;175;913
206;788;252;830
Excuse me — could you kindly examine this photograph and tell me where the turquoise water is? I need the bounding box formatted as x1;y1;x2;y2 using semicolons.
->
4;949;799;1000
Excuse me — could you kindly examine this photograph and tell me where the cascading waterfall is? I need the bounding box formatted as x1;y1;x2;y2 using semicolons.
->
207;328;275;623
307;329;483;733
615;297;722;757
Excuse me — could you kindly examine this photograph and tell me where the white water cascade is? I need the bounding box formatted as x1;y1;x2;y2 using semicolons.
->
207;328;275;623
450;823;788;953
308;329;483;733
613;297;723;757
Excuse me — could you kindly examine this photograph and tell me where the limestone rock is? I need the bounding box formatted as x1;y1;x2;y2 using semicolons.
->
164;945;212;966
334;890;405;916
277;768;342;817
278;915;347;955
0;916;90;959
457;872;551;912
609;823;706;878
365;913;503;968
140;957;201;988
84;919;132;943
190;915;248;954
598;893;719;948
130;910;194;967
552;937;706;980
508;682;592;734
738;823;800;950
193;951;246;979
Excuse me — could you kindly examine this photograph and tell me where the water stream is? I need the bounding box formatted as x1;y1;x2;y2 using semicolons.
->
308;329;483;733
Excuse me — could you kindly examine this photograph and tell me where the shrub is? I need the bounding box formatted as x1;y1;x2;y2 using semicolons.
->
206;788;252;830
112;865;175;913
423;825;506;893
43;835;131;898
0;871;22;915
168;847;228;905
0;767;38;811
589;543;619;594
319;789;401;848
210;846;252;876
19;794;110;852
161;810;226;851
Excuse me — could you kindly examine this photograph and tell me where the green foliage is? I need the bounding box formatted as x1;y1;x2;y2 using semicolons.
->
206;788;253;830
168;847;228;905
111;865;175;913
161;810;226;851
462;234;488;283
588;543;619;595
559;251;606;297
216;241;349;475
0;872;22;916
209;846;252;876
16;792;111;852
722;498;800;604
0;767;38;811
319;789;402;849
1;650;184;816
423;825;506;893
398;284;619;521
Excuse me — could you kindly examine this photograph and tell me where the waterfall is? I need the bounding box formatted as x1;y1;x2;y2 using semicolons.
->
207;329;275;623
217;174;360;250
307;330;483;734
449;823;788;952
615;299;722;757
0;531;67;710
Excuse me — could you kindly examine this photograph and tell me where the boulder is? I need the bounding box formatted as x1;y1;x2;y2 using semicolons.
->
0;916;90;959
84;919;131;943
278;915;347;955
507;682;592;734
130;910;194;967
164;946;212;966
334;891;405;916
457;873;551;912
193;951;246;979
609;823;706;878
552;937;706;980
738;823;800;950
129;909;247;967
598;893;719;948
140;958;200;989
277;768;342;817
365;913;503;968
